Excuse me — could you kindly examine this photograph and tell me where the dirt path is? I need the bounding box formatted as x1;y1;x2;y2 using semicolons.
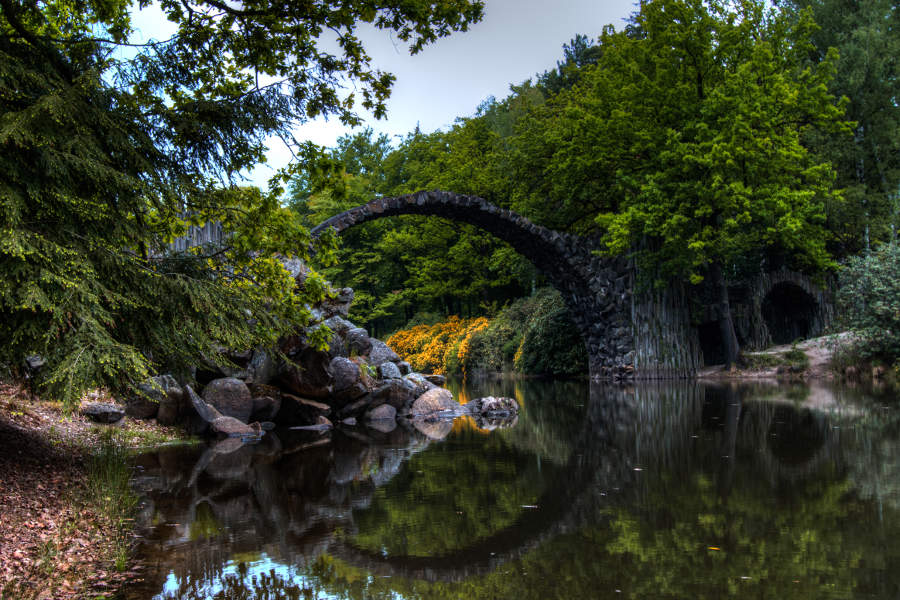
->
0;382;179;599
698;332;853;380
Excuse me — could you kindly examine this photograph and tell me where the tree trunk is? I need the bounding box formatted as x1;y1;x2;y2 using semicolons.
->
710;261;740;367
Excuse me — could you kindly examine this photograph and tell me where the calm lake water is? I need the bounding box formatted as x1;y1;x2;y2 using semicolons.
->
124;376;900;599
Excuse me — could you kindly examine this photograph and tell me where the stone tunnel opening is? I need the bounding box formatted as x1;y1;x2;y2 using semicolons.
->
697;321;727;367
762;282;817;345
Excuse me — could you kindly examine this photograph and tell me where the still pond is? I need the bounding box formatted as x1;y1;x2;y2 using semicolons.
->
124;376;900;599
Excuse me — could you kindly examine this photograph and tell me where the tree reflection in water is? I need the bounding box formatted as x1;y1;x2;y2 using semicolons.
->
125;378;900;600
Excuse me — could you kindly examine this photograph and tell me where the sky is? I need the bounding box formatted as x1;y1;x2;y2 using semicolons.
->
129;0;636;188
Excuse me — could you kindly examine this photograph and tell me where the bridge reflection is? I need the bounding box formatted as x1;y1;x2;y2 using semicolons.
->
124;380;898;599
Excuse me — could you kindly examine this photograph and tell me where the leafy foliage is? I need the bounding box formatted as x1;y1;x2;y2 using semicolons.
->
780;0;900;255
836;244;900;362
0;0;483;404
387;288;587;376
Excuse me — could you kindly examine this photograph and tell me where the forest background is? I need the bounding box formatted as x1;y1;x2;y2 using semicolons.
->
1;0;898;402
292;0;899;376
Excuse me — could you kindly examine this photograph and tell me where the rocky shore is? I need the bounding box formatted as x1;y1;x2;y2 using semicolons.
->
81;262;519;441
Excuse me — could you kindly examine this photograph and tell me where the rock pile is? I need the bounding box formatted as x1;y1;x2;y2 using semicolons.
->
116;262;519;437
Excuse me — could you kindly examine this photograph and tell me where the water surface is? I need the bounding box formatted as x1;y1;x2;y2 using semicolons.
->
125;377;900;599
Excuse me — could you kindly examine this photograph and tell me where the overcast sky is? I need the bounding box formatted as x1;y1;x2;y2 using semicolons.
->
130;0;636;187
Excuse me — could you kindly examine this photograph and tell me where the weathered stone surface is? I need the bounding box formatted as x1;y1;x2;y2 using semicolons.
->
342;417;358;426
246;350;277;386
466;396;519;418
127;376;176;420
330;357;360;391
186;384;222;423
250;395;281;422
275;393;330;426
397;361;412;375
155;375;185;426
367;340;400;367
321;288;354;317
404;373;436;398
377;361;402;380
365;403;396;422
202;378;253;423
372;379;416;409
409;388;459;417
325;316;354;334
423;374;446;386
81;402;124;424
327;332;348;358
346;328;372;355
211;416;260;438
277;347;333;400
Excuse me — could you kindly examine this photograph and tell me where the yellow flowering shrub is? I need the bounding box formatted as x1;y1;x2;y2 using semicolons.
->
387;316;489;375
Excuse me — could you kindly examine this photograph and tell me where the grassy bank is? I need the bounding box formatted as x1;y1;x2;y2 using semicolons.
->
0;382;184;599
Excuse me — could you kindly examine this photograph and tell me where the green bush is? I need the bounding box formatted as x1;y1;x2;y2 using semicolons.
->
513;292;588;376
468;288;588;376
837;244;900;362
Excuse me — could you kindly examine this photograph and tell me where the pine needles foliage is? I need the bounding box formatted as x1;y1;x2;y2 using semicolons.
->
0;0;483;406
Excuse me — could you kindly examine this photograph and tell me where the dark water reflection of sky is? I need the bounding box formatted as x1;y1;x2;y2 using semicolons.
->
124;377;900;600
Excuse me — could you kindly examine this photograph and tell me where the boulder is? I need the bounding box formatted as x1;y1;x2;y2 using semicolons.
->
331;357;361;391
466;396;519;418
378;362;402;380
321;287;354;317
81;402;124;424
275;393;331;426
397;361;412;375
367;417;397;434
367;340;400;367
365;403;396;422
371;379;417;409
424;374;446;386
324;316;355;334
342;417;358;426
154;375;185;426
277;347;333;400
283;258;310;285
330;357;369;405
346;328;372;355
404;373;437;398
327;332;348;358
210;416;262;438
127;377;171;420
245;350;277;386
409;388;459;417
186;384;222;423
202;378;253;423
250;394;281;422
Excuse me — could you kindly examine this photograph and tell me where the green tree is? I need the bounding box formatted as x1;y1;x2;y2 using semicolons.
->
515;0;848;365
836;243;900;364
0;0;483;404
779;0;899;254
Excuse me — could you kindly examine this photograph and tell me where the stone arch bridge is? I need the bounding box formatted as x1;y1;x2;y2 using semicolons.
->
311;190;703;380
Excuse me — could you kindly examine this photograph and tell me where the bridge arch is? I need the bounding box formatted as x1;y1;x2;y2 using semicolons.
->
312;191;702;379
311;191;596;302
312;191;636;377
